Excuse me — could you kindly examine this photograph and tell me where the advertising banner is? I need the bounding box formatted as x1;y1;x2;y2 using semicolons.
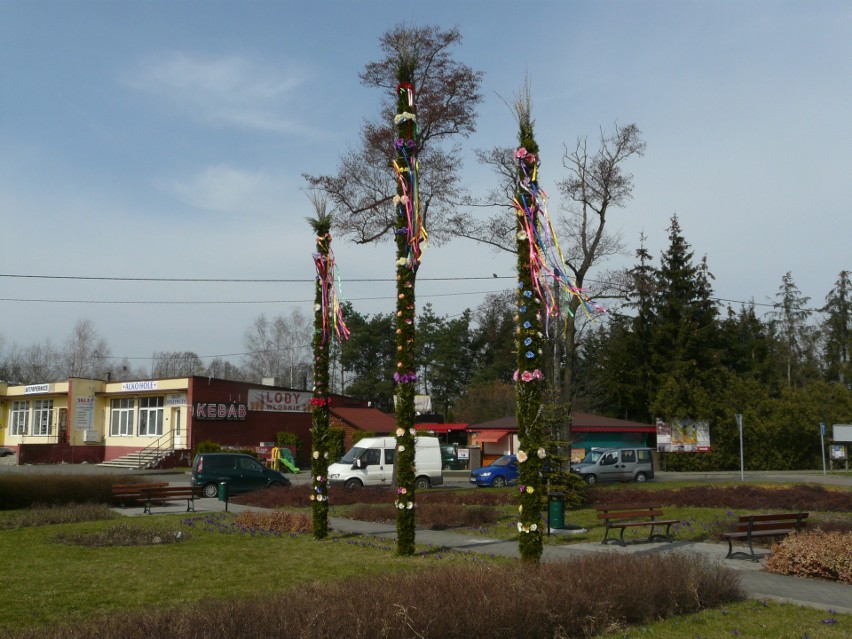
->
657;418;711;452
247;389;312;412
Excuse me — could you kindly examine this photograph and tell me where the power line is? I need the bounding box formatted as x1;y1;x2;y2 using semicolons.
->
0;272;514;283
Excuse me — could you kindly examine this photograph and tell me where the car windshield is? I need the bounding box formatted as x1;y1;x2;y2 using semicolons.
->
490;455;515;467
581;450;604;464
339;447;366;464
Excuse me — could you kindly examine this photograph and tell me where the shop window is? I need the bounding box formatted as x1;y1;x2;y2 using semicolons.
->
32;400;54;436
110;398;135;437
10;401;29;436
138;396;164;437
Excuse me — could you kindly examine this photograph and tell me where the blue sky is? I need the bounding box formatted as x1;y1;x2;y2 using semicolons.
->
1;1;851;369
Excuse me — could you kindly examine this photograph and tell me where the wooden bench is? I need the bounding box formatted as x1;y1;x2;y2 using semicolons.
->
596;504;680;546
722;512;809;561
112;482;203;515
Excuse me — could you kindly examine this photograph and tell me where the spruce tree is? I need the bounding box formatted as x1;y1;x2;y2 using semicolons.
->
822;270;851;385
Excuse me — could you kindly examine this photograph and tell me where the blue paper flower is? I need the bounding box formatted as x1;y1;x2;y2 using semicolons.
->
518;282;524;289
519;305;527;312
523;321;532;329
523;290;532;298
524;337;532;346
525;351;535;359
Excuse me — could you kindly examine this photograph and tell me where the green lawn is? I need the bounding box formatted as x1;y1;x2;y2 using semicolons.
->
0;512;455;632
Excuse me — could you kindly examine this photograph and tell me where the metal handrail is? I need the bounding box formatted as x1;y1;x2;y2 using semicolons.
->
136;429;175;469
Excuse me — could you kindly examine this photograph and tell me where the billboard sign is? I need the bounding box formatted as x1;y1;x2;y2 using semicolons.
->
656;418;711;452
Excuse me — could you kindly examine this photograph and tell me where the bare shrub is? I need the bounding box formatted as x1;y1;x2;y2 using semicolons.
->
765;529;852;584
346;502;500;530
0;474;138;510
0;553;742;639
54;523;188;547
592;484;852;512
0;503;117;529
234;510;312;534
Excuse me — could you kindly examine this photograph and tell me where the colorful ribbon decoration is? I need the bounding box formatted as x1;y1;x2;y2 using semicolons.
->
512;148;605;334
392;111;427;271
312;233;350;343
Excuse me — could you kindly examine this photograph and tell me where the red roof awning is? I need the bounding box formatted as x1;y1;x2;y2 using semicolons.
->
474;429;512;443
575;426;656;433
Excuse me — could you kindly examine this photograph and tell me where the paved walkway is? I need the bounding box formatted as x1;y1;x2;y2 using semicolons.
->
112;496;851;615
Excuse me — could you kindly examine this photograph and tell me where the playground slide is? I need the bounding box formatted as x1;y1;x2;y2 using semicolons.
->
278;456;299;473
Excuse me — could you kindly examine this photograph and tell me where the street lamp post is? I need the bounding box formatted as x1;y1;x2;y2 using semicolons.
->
735;413;744;481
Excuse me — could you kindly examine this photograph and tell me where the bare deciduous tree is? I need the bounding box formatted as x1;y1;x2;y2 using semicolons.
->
304;24;483;245
60;319;112;379
242;310;312;387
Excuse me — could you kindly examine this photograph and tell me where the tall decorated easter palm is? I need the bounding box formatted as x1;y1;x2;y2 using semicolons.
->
391;60;425;556
307;194;349;540
512;86;547;562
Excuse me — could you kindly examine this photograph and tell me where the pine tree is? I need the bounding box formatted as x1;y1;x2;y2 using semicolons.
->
772;272;814;387
649;216;720;419
822;270;851;385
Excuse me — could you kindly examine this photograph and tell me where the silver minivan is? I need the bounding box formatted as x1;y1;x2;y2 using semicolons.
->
571;447;654;485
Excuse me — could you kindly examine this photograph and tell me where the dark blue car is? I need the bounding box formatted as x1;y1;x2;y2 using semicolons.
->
469;454;519;487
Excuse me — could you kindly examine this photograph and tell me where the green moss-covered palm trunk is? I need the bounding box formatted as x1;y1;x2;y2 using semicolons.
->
513;116;546;562
392;64;422;556
309;218;334;539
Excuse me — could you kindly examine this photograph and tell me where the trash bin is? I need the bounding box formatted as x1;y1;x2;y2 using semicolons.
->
218;481;229;512
548;491;565;530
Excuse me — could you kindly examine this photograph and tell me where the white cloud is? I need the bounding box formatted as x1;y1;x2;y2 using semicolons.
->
162;164;290;215
125;52;307;133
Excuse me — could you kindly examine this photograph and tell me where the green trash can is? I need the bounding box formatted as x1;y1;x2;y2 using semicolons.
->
548;492;565;530
218;481;229;511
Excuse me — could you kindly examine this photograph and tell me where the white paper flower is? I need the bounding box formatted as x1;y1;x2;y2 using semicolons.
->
310;494;316;501
516;450;528;463
312;451;320;459
531;523;538;532
517;230;528;240
517;522;524;532
398;445;405;452
406;502;413;509
397;502;405;510
396;427;405;437
316;494;324;502
396;257;407;266
537;448;547;459
409;428;417;436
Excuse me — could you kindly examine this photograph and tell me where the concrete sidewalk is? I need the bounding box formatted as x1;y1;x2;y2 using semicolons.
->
112;496;851;615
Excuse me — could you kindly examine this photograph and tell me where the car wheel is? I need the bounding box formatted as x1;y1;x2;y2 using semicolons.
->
344;478;363;490
414;476;430;490
635;472;648;483
202;483;219;498
492;476;507;488
583;474;597;486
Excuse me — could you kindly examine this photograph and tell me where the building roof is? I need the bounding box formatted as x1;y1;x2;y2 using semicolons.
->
330;407;397;434
414;423;468;433
470;412;655;434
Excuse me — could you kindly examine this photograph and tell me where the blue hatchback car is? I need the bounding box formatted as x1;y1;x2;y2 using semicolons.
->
469;454;519;487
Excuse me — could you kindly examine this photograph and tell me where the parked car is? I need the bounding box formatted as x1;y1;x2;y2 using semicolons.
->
328;436;443;490
0;447;14;457
570;447;654;485
469;454;519;487
191;452;291;498
440;444;467;470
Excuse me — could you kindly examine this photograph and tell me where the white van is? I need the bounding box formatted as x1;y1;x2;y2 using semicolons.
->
570;447;655;485
327;436;443;490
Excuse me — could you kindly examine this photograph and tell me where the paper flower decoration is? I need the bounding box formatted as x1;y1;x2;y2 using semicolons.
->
537;448;547;459
517;450;528;463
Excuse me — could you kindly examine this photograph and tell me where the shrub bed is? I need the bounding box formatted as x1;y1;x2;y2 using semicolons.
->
0;553;743;639
765;530;852;584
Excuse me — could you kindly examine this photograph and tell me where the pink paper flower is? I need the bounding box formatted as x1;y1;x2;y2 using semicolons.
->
515;147;528;159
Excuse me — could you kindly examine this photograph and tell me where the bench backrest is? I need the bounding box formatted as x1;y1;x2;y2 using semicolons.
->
596;505;664;521
733;512;809;533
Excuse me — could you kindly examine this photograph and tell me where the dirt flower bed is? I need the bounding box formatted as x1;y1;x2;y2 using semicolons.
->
54;522;188;547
